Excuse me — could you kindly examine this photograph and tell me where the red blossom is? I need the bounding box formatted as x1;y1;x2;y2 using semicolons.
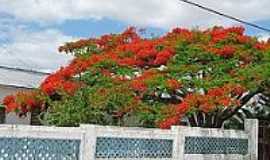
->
159;116;180;129
254;43;267;50
210;26;245;43
215;46;235;58
166;79;181;90
101;69;112;77
175;101;190;114
200;101;215;113
2;95;15;105
154;49;174;65
25;98;37;108
136;48;157;59
130;80;147;92
232;85;246;96
210;27;229;43
226;26;245;35
62;81;80;95
118;57;137;66
6;102;19;112
218;97;231;106
171;28;193;41
41;80;60;95
207;88;225;97
237;35;251;44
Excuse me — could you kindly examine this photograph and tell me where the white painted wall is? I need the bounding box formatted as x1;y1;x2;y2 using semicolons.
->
0;85;31;124
0;67;47;125
0;119;258;160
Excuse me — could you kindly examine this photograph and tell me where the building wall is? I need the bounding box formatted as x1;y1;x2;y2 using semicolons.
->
0;85;31;124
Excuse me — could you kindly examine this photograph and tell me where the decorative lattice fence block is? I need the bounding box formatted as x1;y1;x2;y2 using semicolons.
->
95;137;173;158
0;137;80;160
184;137;248;155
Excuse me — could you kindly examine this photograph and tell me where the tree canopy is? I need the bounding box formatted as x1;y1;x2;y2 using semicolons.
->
2;26;270;128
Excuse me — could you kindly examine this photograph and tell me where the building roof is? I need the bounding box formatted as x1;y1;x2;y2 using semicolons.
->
0;66;49;89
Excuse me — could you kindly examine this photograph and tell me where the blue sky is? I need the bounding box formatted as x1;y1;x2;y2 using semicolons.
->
0;0;269;72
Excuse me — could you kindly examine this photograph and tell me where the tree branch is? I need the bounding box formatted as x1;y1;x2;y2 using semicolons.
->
217;89;262;127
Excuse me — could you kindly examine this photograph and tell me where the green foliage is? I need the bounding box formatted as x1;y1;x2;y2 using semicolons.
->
41;84;149;127
73;44;102;58
8;26;269;129
0;104;5;108
41;87;106;126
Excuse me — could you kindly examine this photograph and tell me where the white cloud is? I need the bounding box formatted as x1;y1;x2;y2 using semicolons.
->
258;33;270;42
0;28;74;72
0;0;270;28
0;0;270;73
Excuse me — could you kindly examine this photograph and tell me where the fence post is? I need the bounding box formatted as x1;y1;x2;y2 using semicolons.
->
80;124;97;160
171;126;188;160
245;119;258;160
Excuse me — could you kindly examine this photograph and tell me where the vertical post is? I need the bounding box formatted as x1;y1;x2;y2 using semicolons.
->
245;119;258;160
171;126;188;160
80;124;97;160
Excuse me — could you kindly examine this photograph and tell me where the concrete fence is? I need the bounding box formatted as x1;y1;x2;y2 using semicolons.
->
0;119;258;160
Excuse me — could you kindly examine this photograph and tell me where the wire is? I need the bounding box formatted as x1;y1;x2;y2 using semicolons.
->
0;65;50;75
178;0;270;33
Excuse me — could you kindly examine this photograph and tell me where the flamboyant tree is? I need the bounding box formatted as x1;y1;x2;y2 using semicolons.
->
2;26;270;128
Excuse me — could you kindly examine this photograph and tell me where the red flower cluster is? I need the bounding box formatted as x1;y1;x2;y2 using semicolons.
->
237;35;251;44
130;80;147;92
41;55;105;95
166;79;181;90
158;102;189;129
154;49;174;65
254;42;268;51
215;45;235;58
190;84;244;111
209;26;244;43
3;91;42;113
158;116;179;129
159;84;245;128
2;95;17;112
129;70;158;92
168;28;193;42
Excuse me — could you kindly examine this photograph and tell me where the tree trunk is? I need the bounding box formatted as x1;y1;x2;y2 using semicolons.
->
217;90;261;128
188;114;198;127
30;108;42;125
0;107;5;124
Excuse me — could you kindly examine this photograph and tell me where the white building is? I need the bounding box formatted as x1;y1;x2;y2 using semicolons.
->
0;66;49;124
